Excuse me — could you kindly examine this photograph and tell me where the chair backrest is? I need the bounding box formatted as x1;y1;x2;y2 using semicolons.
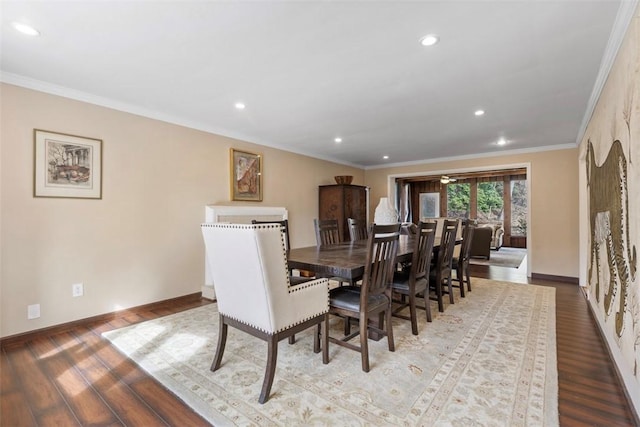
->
314;219;341;246
347;217;369;241
201;223;303;332
459;222;476;264
252;219;290;251
435;219;459;276
409;221;437;283
361;223;401;299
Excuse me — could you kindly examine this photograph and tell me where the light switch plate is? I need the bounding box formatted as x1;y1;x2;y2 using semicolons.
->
72;283;84;297
27;304;40;319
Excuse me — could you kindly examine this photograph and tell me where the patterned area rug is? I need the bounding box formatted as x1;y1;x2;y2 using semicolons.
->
103;279;557;426
470;247;527;269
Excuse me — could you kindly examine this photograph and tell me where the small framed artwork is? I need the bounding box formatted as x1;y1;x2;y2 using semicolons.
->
230;148;262;201
419;192;440;218
34;129;102;199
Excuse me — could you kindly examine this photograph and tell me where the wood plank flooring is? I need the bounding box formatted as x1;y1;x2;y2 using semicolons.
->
2;265;638;426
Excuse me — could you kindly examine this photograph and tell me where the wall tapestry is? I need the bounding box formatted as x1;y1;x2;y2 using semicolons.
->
587;139;637;338
584;15;639;382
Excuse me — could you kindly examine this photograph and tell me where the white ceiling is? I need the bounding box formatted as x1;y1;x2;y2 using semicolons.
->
0;1;631;168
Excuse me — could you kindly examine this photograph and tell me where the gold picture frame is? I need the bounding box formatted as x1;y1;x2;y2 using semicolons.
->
230;148;262;201
34;129;103;199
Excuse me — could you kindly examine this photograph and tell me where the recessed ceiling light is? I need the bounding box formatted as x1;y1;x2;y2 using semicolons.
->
419;34;439;46
383;155;389;160
334;137;342;143
12;22;40;36
497;138;507;146
234;102;245;110
474;110;485;116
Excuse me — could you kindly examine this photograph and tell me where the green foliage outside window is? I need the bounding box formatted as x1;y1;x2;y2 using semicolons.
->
445;178;527;233
447;183;470;218
511;180;527;235
477;182;504;220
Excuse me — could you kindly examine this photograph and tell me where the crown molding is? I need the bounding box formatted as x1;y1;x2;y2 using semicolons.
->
576;0;639;145
364;143;576;170
0;72;362;169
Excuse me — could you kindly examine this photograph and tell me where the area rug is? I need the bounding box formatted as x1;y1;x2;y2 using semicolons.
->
470;247;527;269
103;278;557;426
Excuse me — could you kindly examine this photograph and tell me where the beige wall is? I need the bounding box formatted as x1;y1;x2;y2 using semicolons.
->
0;83;584;338
0;84;363;338
364;148;580;278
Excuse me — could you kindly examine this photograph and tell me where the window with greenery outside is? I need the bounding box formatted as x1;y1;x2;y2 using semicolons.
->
511;180;527;235
447;183;470;218
477;181;504;221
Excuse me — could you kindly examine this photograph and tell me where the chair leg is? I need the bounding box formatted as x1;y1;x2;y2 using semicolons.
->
313;322;321;354
259;335;278;404
457;266;466;298
409;294;418;335
360;313;370;372
322;314;329;365
465;266;472;292
288;335;296;344
211;314;228;372
386;306;395;352
424;291;432;322
436;280;444;312
344;317;351;336
446;274;455;304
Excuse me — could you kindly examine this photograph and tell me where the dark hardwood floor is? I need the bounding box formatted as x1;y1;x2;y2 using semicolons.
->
1;263;638;426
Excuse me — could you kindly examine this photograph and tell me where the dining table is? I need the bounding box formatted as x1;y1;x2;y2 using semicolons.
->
287;233;451;340
287;234;448;283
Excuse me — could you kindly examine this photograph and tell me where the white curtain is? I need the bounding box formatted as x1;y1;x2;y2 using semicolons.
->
397;180;411;222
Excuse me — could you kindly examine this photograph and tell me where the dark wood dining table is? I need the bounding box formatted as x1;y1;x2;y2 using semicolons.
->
288;234;451;340
287;234;446;282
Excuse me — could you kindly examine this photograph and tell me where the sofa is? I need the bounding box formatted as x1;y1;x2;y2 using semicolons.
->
470;227;492;259
469;220;504;259
476;220;504;250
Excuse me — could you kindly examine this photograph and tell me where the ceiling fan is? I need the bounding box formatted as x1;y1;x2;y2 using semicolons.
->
440;175;457;184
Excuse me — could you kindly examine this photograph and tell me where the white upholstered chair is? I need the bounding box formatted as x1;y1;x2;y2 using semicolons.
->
201;223;330;404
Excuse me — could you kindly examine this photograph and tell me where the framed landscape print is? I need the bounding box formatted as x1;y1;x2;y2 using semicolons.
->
230;148;262;201
34;129;102;199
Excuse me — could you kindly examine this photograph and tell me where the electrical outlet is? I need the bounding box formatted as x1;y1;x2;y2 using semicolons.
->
72;283;84;297
27;304;40;319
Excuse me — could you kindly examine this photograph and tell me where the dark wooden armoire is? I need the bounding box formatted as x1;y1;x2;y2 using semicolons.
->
318;184;367;242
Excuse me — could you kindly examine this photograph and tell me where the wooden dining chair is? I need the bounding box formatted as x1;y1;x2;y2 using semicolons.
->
314;218;361;286
429;219;459;312
317;223;400;372
347;218;368;241
252;219;311;286
452;221;475;297
314;218;341;245
391;221;436;335
201;223;329;403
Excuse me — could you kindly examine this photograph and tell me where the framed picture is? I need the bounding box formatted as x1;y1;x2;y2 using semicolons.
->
230;148;262;201
34;129;102;199
419;192;440;218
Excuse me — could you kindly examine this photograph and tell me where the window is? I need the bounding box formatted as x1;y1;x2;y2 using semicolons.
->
447;183;470;218
511;179;527;235
477;181;504;221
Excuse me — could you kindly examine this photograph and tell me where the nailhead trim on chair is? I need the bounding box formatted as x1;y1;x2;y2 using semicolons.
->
219;310;329;335
202;223;330;333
